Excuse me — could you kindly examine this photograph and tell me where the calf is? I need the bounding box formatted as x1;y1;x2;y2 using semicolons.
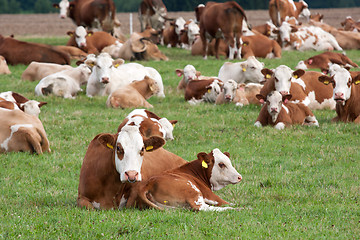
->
318;67;360;123
242;35;282;59
106;76;159;109
295;52;358;73
0;35;70;65
163;17;186;48
67;26;117;54
175;65;201;91
0;55;11;74
0;108;50;154
0;91;47;117
21;62;72;81
254;91;319;130
184;78;223;103
35;64;91;99
77;124;186;209
179;20;200;50
126;149;242;211
341;16;360;32
215;80;262;106
117;109;177;141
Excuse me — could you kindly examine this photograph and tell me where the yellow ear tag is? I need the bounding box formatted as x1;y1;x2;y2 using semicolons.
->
106;143;113;149
88;33;92;36
355;80;360;85
146;146;153;151
202;160;208;168
164;200;168;204
207;89;211;93
243;43;247;46
172;124;175;127
294;75;298;79
324;80;329;85
114;63;119;68
266;74;271;79
242;68;246;72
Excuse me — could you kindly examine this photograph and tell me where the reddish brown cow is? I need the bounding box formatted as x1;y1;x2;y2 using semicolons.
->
53;0;117;33
199;1;247;60
0;35;70;65
269;0;310;27
126;149;242;211
184;78;223;103
242;35;282;59
341;16;360;32
0;55;11;74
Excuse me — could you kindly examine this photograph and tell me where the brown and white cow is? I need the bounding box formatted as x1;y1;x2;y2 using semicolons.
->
269;0;310;27
199;1;247;60
53;0;117;33
106;76;159;109
184;78;223;104
254;91;319;130
67;26;117;54
0;91;47;117
319;67;360;123
0;55;11;74
21;62;73;82
138;0;172;32
175;65;202;91
163;17;186;48
77;124;186;209
295;52;358;73
0;35;70;65
179;20;200;50
328;29;360;50
117;109;178;141
126;149;242;211
340;16;360;32
260;65;335;110
0;108;50;154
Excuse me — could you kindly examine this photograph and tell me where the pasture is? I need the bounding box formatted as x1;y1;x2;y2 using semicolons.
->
0;36;359;239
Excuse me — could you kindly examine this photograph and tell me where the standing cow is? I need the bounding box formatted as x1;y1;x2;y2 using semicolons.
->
138;0;172;33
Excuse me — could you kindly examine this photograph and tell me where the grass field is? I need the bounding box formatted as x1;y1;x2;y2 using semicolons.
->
0;38;359;239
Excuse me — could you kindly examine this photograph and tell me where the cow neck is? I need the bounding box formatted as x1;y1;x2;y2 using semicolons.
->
343;84;360;121
131;80;153;98
174;159;211;189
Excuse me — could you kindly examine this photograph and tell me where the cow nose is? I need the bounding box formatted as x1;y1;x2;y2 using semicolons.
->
271;107;277;112
80;43;86;47
225;95;232;100
238;175;242;182
101;77;109;84
125;170;139;183
60;15;66;19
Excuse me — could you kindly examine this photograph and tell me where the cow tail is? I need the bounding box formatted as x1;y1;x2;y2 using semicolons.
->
139;188;163;210
275;0;281;26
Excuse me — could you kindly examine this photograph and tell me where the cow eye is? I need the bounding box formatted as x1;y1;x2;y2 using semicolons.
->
250;66;255;70
275;78;279;82
140;147;145;155
97;65;101;69
218;162;226;168
117;146;124;154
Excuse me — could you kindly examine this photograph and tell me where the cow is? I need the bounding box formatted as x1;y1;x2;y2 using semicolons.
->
318;67;360;123
340;16;360;32
328;29;360;50
215;81;262;106
126;149;242;211
184;78;223;104
35;64;91;99
66;26;117;54
199;1;248;60
295;52;359;73
21;62;73;81
0;55;11;74
175;65;205;91
106;76;159;109
0;91;47;117
0;35;70;65
269;0;310;27
163;17;186;48
85;53;165;97
77;124;187;209
53;0;117;33
53;45;88;60
242;34;282;59
117;109;178;141
179;20;200;50
310;13;324;22
0;108;50;154
255;91;319;130
138;0;172;33
218;56;265;84
260;65;335;110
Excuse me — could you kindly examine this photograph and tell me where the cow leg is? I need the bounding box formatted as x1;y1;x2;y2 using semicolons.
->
354;115;360;124
200;30;208;60
77;196;95;209
304;115;319;127
214;38;220;59
236;34;242;60
187;195;234;212
224;34;236;60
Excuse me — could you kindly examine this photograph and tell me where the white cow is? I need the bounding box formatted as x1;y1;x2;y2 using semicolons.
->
218;56;265;84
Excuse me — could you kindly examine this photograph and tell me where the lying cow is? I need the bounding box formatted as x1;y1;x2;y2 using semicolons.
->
0;91;47;117
215;80;262;106
0;108;50;154
126;149;242;211
254;91;319;130
106;76;159;109
0;35;70;65
0;55;11;74
319;66;360;123
35;64;91;99
21;62;72;81
295;52;359;73
341;16;360;32
77;124;187;209
185;78;223;104
117;109;177;141
175;65;201;91
53;45;88;60
269;0;310;27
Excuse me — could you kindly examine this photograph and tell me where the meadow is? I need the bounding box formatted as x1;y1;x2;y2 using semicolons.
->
0;37;359;239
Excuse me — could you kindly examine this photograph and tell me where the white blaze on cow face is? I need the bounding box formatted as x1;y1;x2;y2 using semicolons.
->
187;21;200;44
74;26;88;48
266;91;284;123
183;65;197;82
241;56;265;84
209;148;242;191
278;22;292;44
58;0;69;19
272;65;294;95
20;100;42;117
222;80;238;102
329;68;353;105
175;17;186;36
86;53;124;84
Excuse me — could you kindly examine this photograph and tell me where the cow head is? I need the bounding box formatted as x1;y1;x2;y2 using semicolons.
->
295;60;308;70
205;79;223;99
186;20;200;45
198;148;242;191
261;65;305;95
222;80;238;102
176;65;201;83
278;22;298;46
142;39;169;61
240;56;265;84
257;91;292;123
174;17;186;36
298;0;311;21
158;118;177;141
19;100;47;117
53;0;70;19
67;26;93;48
98;125;165;182
318;67;360;105
85;53;124;84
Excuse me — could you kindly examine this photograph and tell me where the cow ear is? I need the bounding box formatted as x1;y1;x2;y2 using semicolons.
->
352;74;360;85
242;41;249;46
85;59;95;68
223;152;230;158
318;75;333;85
113;58;125;68
67;31;74;37
195;71;201;77
240;63;247;72
175;69;183;77
283;94;292;102
98;133;117;150
144;136;165;152
169;120;178;127
237;83;246;90
293;69;305;79
38;102;47;107
87;31;94;36
197;152;210;168
256;94;266;101
261;68;273;79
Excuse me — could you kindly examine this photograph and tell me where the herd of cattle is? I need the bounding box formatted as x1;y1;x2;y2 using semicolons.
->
1;0;360;211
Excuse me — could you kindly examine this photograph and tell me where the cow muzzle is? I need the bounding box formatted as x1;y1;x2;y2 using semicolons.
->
101;77;109;84
125;170;139;183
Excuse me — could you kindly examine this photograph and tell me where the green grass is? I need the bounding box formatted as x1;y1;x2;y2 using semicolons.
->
0;37;359;239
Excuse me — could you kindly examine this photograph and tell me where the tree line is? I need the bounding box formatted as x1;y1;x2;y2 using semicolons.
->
1;0;360;14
